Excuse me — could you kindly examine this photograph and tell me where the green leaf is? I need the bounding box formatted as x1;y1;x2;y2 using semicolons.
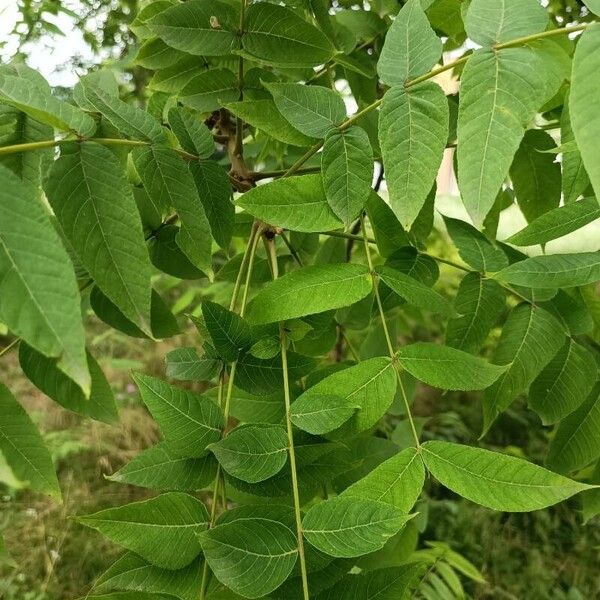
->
201;300;252;362
189;161;234;250
377;0;441;86
342;447;425;513
224;99;316;147
422;440;592;512
457;43;568;225
209;424;288;483
320;566;420;600
179;69;239;113
0;69;95;136
483;304;565;433
245;264;372;325
0;165;89;394
235;352;316;396
77;79;166;143
303;496;413;558
78;492;208;569
366;192;410;258
510;130;561;223
529;339;597;425
0;104;52;186
94;553;200;600
109;442;217;492
148;225;205;280
465;0;548;46
227;387;286;424
0;381;60;500
396;342;507;391
265;82;346;138
493;252;600;289
506;197;600;247
290;394;358;435
19;343;118;424
321;126;373;226
243;2;334;67
149;56;203;94
443;216;508;272
584;0;600;15
168;107;214;158
546;384;600;473
571;24;600;199
148;0;239;56
135;38;186;70
46;142;153;336
133;146;213;275
445;273;506;354
293;357;396;438
237;174;343;233
90;287;179;340
379;83;448;229
165;347;221;382
199;510;298;598
561;95;590;204
376;265;456;317
81;593;173;600
133;373;224;458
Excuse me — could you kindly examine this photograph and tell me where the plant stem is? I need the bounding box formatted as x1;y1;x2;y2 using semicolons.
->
265;237;310;600
0;337;20;358
198;225;262;600
359;215;421;448
234;0;246;157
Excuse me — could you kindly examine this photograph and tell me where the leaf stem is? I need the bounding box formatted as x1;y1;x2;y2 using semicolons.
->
265;236;310;600
0;337;20;358
198;224;262;600
359;215;421;448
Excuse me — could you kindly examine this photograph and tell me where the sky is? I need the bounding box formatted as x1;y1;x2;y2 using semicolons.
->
0;0;95;86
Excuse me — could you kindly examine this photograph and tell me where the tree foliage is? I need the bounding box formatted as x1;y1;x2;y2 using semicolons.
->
1;0;600;598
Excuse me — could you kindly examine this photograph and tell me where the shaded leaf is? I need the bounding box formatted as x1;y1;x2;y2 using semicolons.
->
445;273;506;354
483;304;565;433
529;339;598;425
165;347;221;382
19;343;118;424
547;384;600;473
0;382;60;500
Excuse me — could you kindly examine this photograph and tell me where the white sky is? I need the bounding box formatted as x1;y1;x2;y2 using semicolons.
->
0;0;96;86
